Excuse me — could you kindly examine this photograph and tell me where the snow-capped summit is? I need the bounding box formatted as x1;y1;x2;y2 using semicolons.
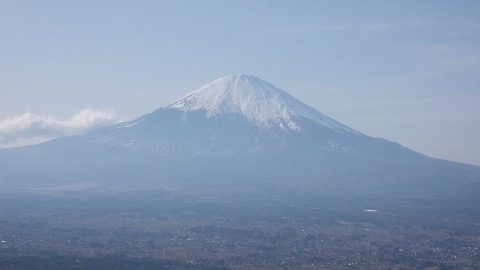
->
2;74;479;196
167;74;359;135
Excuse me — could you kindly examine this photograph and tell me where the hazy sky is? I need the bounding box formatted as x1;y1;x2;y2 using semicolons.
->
1;1;479;165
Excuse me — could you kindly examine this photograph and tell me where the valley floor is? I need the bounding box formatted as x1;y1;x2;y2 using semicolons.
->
0;189;479;269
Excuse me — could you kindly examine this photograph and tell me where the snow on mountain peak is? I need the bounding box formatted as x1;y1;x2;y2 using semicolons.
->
166;74;360;135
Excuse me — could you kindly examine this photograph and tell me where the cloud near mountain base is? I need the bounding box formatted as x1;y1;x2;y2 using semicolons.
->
0;108;119;148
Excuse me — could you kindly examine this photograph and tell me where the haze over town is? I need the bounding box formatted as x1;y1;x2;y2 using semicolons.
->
1;3;480;269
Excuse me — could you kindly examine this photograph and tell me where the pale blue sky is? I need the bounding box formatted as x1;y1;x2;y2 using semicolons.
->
1;1;479;165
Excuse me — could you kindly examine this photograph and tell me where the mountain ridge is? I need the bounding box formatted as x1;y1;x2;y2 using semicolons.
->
0;75;479;196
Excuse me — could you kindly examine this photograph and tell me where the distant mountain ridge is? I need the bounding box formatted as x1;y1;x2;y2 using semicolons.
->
0;75;479;196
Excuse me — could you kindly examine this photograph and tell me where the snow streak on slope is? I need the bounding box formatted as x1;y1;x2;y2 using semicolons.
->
167;75;361;135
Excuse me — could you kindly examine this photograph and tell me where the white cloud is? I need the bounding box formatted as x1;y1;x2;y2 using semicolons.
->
0;108;119;148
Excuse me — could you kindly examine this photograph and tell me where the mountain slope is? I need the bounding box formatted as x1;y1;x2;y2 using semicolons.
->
0;75;479;195
89;75;395;157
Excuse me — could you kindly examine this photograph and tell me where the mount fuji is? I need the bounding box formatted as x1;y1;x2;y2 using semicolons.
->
1;75;479;196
